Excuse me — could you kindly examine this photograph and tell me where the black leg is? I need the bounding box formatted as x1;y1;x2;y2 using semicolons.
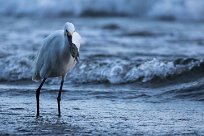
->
36;78;46;116
57;77;64;116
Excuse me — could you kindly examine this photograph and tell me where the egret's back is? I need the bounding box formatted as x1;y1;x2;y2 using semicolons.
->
32;30;64;81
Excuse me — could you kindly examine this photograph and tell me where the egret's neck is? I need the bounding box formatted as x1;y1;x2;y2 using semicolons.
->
62;35;70;56
64;34;71;46
67;35;72;45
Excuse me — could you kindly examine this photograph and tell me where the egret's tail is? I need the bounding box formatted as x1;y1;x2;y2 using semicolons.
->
32;72;41;82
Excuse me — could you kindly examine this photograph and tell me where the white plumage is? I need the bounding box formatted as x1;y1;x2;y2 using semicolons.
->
32;23;81;81
32;22;81;116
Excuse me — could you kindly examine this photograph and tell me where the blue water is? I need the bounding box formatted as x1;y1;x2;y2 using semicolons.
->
1;7;204;134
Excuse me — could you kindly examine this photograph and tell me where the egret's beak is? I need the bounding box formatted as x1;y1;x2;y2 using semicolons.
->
66;30;72;36
66;30;72;44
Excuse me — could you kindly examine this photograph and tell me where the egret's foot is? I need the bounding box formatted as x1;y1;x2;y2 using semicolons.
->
36;113;40;117
36;114;42;118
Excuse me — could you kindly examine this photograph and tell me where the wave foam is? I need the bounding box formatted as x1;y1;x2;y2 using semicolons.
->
0;54;202;84
0;54;34;81
68;58;203;84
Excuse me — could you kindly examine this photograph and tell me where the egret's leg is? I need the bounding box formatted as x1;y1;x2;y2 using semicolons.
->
36;78;46;116
57;77;64;116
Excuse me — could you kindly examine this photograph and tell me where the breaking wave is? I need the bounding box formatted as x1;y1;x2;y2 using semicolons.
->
69;57;204;84
1;0;204;21
1;53;203;84
0;53;34;81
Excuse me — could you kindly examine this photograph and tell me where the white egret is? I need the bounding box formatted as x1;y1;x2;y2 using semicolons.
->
32;22;81;116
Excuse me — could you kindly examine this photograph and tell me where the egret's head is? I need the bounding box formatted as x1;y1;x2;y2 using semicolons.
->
64;22;75;36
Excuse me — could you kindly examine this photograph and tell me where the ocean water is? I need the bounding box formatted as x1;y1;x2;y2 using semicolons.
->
1;16;204;135
1;0;204;21
1;1;204;135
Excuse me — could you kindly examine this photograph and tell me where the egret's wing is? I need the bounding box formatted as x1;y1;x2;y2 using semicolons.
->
33;30;64;80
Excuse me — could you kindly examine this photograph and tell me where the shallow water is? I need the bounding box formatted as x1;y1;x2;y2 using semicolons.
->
1;17;204;135
1;84;204;135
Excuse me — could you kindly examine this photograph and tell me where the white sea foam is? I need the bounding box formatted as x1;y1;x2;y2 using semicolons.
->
0;52;202;84
1;0;204;21
0;53;34;81
148;0;204;21
68;58;203;84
